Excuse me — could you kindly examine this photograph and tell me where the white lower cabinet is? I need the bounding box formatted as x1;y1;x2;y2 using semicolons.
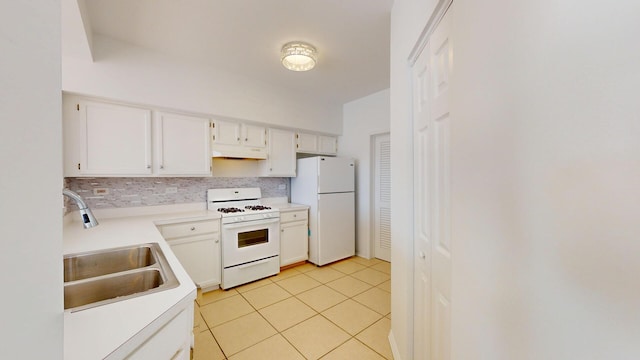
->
125;306;192;360
279;209;309;267
158;218;221;291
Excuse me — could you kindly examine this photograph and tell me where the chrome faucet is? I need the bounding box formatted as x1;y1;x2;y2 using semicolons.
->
63;189;99;229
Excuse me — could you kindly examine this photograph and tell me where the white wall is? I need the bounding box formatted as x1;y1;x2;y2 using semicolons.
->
339;89;390;259
0;1;63;358
62;35;343;135
391;0;640;359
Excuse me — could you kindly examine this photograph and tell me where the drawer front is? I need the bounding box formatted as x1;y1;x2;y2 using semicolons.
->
159;220;219;239
280;210;308;223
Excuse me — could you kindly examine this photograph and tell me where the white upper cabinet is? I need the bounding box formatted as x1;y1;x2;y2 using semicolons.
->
260;128;296;177
212;120;266;148
155;112;212;176
63;96;340;177
296;132;338;155
318;135;338;155
78;101;152;176
296;132;318;153
242;124;267;148
211;119;267;159
211;119;241;145
64;98;213;177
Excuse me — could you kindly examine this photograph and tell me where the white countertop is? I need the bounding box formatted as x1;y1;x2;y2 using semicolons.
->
63;209;220;360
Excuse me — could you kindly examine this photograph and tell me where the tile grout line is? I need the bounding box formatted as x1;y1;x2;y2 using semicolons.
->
197;258;390;359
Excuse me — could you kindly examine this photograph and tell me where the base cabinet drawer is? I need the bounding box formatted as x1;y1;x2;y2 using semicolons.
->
280;210;307;223
159;220;218;239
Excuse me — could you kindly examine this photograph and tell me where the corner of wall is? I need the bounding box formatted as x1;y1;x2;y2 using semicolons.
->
388;329;403;360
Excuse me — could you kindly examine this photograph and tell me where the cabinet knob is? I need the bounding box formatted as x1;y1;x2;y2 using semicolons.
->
190;226;196;231
237;137;240;141
419;251;426;259
215;239;219;243
146;165;151;169
293;214;297;217
160;165;164;169
281;229;285;232
245;138;248;141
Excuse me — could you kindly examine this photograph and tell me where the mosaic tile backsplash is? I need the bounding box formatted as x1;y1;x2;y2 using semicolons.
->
65;177;289;211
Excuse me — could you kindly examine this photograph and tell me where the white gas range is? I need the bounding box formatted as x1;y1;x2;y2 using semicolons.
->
207;188;280;289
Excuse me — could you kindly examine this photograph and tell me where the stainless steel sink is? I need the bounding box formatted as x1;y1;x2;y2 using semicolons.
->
64;243;179;312
64;245;156;282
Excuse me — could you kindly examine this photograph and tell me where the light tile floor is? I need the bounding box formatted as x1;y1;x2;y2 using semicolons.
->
193;256;392;360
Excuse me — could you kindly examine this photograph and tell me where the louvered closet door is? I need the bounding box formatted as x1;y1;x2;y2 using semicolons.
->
374;133;391;262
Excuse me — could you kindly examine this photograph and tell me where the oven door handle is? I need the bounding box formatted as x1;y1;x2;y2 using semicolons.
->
235;256;275;270
222;217;279;229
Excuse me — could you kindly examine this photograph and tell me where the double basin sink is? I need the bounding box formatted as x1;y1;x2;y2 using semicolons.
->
64;243;179;312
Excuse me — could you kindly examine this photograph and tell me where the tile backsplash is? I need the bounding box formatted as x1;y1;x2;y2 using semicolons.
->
65;177;289;211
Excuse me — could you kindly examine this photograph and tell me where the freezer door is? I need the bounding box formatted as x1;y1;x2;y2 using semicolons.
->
317;157;355;193
316;192;355;265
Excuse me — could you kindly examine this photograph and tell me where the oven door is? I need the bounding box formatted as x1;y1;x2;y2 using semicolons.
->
221;217;280;268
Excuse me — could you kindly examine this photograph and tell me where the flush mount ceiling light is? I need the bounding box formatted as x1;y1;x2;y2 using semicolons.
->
281;41;317;71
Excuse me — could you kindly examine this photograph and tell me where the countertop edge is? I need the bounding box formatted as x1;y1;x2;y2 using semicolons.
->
63;211;206;360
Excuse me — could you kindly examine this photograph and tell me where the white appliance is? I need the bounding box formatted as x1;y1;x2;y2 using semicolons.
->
291;156;355;266
207;188;280;289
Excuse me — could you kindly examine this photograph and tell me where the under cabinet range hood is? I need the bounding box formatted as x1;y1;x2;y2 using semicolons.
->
211;144;267;159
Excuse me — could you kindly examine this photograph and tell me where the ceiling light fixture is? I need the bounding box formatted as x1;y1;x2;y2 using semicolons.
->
281;41;317;71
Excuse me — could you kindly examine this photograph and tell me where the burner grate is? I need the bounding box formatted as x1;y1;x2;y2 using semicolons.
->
217;207;245;213
244;205;272;211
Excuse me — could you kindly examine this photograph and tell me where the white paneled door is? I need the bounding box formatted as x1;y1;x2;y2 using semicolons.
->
412;4;453;360
373;133;391;262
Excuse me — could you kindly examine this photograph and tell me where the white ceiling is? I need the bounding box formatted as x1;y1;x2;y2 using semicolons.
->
83;0;393;105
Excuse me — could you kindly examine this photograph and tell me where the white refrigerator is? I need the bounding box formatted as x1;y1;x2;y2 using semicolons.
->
291;156;355;266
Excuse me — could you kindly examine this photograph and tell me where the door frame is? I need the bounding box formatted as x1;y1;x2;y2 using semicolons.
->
408;0;453;66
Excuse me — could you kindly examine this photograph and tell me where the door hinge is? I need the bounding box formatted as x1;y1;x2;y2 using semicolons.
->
296;144;299;148
76;104;79;111
296;134;299;139
212;135;216;141
77;163;80;170
212;122;215;128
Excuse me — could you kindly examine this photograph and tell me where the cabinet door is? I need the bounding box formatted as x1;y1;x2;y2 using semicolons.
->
79;101;152;175
168;233;221;288
264;129;296;176
156;112;211;176
242;124;267;148
212;119;240;145
280;220;309;266
318;135;338;155
296;132;318;153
